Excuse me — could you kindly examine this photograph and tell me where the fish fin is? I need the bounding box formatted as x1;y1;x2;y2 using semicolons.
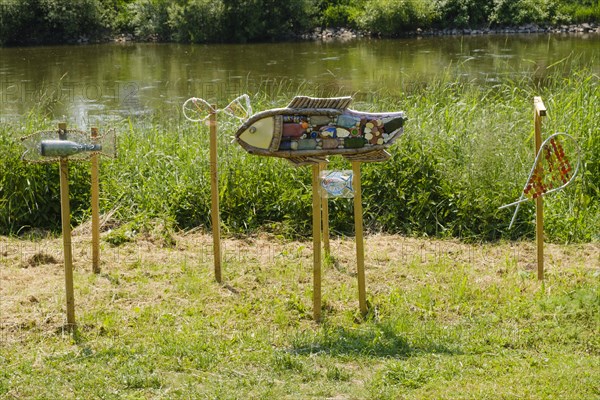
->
344;149;391;163
93;128;117;158
287;155;329;166
287;96;353;110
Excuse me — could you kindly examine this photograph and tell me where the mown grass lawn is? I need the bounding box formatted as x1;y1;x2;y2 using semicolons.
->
1;232;598;399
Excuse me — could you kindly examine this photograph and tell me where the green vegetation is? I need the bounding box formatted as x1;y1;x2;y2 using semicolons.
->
557;0;600;23
1;61;598;243
0;0;107;45
1;0;599;45
1;234;598;398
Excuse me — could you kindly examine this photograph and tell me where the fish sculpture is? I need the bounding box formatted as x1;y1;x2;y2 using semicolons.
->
499;132;581;229
234;96;406;165
21;128;116;163
320;170;354;198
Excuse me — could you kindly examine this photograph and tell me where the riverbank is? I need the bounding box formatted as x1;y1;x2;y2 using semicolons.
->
109;23;600;44
302;23;600;41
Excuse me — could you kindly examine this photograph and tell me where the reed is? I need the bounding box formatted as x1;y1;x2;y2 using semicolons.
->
1;63;598;243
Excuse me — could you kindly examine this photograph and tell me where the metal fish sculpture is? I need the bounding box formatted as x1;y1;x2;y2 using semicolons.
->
234;96;406;165
21;128;116;163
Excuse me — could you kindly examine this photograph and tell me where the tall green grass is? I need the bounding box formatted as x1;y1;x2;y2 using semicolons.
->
0;64;598;242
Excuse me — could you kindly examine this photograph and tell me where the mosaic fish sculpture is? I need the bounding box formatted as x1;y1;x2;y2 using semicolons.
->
234;96;406;166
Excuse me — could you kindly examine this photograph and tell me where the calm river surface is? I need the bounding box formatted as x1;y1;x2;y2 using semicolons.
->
0;34;598;126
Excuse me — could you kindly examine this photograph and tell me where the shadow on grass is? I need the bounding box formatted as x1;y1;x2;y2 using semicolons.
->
290;320;460;358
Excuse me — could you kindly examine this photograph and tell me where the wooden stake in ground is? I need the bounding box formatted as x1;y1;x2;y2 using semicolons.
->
312;164;322;321
352;161;367;316
534;97;546;280
58;123;76;328
209;106;222;283
319;162;330;256
90;127;100;274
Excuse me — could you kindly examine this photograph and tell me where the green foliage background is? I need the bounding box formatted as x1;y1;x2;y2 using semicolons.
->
1;0;599;45
1;65;598;243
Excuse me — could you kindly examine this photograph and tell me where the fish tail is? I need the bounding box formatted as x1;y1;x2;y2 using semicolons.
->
93;128;117;158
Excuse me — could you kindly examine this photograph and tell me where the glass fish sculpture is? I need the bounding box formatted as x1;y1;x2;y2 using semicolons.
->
234;96;406;166
320;170;354;198
21;128;116;163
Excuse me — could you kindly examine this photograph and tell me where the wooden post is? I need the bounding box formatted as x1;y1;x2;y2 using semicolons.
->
352;161;367;316
90;127;100;274
319;162;330;256
58;123;76;328
209;107;222;283
312;164;322;321
534;97;546;280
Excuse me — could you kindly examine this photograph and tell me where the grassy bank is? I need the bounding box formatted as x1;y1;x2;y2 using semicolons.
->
1;63;598;243
1;0;599;45
1;233;598;398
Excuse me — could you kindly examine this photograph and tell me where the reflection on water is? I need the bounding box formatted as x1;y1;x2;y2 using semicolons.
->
0;34;598;126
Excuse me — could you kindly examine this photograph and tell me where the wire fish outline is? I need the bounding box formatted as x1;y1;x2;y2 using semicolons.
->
499;132;581;229
182;94;253;124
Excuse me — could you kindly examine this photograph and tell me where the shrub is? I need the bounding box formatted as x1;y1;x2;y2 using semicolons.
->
558;0;600;22
322;5;355;27
318;0;364;28
0;0;105;45
167;0;224;43
490;0;559;26
0;1;34;45
434;0;492;28
98;0;138;34
219;0;313;42
358;0;437;35
167;0;312;44
128;0;172;40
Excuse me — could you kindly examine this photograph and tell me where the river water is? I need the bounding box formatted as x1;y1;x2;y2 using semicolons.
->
0;34;598;126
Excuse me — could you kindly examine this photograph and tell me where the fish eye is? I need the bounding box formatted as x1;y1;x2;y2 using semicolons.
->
249;126;257;134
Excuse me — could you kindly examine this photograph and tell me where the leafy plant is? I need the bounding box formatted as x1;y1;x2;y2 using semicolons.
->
434;0;492;28
128;0;172;40
358;0;437;34
490;0;560;26
318;0;364;28
0;0;105;45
